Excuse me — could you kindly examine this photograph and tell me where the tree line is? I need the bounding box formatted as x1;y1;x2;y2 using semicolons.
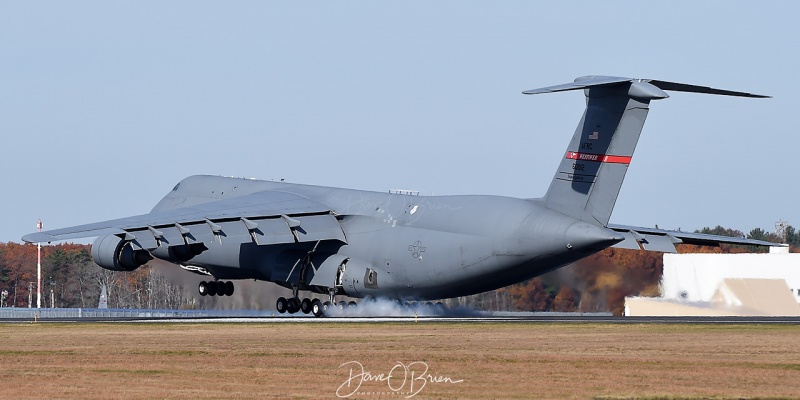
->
1;225;795;312
0;243;188;309
487;225;797;314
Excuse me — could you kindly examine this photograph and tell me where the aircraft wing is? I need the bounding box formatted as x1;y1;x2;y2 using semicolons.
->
608;224;784;253
21;190;346;249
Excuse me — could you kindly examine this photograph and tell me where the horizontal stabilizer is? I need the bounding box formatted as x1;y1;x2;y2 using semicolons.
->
523;76;769;98
522;76;632;95
646;80;770;98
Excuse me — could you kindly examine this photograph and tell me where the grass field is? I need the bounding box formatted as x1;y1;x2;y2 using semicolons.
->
0;321;798;399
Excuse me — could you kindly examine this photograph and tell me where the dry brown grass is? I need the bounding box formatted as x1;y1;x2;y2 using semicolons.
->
0;321;798;399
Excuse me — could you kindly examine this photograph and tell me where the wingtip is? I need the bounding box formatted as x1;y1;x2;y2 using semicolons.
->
21;232;56;243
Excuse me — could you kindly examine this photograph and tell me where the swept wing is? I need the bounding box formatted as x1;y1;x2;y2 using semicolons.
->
608;224;783;253
22;190;346;249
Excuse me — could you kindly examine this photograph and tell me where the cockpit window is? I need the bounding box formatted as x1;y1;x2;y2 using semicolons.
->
172;183;181;191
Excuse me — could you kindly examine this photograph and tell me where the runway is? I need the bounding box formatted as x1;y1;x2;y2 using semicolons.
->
2;314;799;324
126;315;800;324
2;305;798;323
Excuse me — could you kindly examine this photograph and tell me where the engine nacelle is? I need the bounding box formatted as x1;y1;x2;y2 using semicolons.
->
91;235;153;272
150;243;207;263
339;257;394;297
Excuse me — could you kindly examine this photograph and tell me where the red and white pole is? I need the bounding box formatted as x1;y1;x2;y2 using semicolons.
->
37;219;42;309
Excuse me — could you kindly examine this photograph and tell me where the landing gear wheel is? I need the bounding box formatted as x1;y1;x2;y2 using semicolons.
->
323;301;331;313
207;281;218;296
288;298;301;314
198;281;209;296
300;298;312;314
312;299;324;317
224;281;235;296
348;301;357;308
337;301;346;310
276;297;288;314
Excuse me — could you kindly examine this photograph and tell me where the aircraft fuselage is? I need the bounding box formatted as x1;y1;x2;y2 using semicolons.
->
153;175;621;299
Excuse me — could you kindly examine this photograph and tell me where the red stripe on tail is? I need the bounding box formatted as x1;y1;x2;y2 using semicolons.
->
566;152;632;165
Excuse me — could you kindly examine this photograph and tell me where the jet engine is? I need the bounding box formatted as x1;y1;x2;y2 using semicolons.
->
91;234;153;271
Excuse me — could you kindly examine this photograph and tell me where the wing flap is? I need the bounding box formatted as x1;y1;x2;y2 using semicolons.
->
128;229;158;250
608;224;783;252
251;218;297;245
612;231;644;250
121;213;344;250
293;214;346;243
639;234;679;253
609;229;680;252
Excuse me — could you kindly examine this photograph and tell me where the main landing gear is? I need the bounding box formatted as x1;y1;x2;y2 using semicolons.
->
277;285;328;317
198;280;234;296
276;296;327;317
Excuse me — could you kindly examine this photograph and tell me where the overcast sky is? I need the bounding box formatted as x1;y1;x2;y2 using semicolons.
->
2;1;798;243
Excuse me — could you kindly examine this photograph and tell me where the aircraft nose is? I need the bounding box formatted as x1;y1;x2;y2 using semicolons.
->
563;221;624;251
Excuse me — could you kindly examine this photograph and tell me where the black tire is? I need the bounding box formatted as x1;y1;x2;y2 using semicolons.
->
207;281;218;296
198;281;208;296
288;298;301;314
225;281;234;296
300;298;312;314
348;301;357;308
276;297;287;314
312;299;324;317
337;301;346;310
323;301;331;312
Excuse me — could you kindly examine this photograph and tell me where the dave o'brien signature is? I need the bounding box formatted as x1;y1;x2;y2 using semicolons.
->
337;360;464;398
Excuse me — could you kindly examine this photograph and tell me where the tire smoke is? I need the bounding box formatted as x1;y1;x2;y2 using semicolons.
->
323;298;483;317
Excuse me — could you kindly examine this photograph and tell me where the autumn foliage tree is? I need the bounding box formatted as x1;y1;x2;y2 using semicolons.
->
0;242;194;309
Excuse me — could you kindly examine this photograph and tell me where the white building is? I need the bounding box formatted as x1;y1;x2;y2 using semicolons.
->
625;247;800;316
661;248;800;304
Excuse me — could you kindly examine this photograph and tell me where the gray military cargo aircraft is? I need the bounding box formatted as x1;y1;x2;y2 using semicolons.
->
23;76;776;317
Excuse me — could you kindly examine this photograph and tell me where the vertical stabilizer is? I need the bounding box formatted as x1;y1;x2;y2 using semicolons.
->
523;76;767;227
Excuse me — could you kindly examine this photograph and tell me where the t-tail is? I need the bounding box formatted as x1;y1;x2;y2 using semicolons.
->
524;76;768;227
